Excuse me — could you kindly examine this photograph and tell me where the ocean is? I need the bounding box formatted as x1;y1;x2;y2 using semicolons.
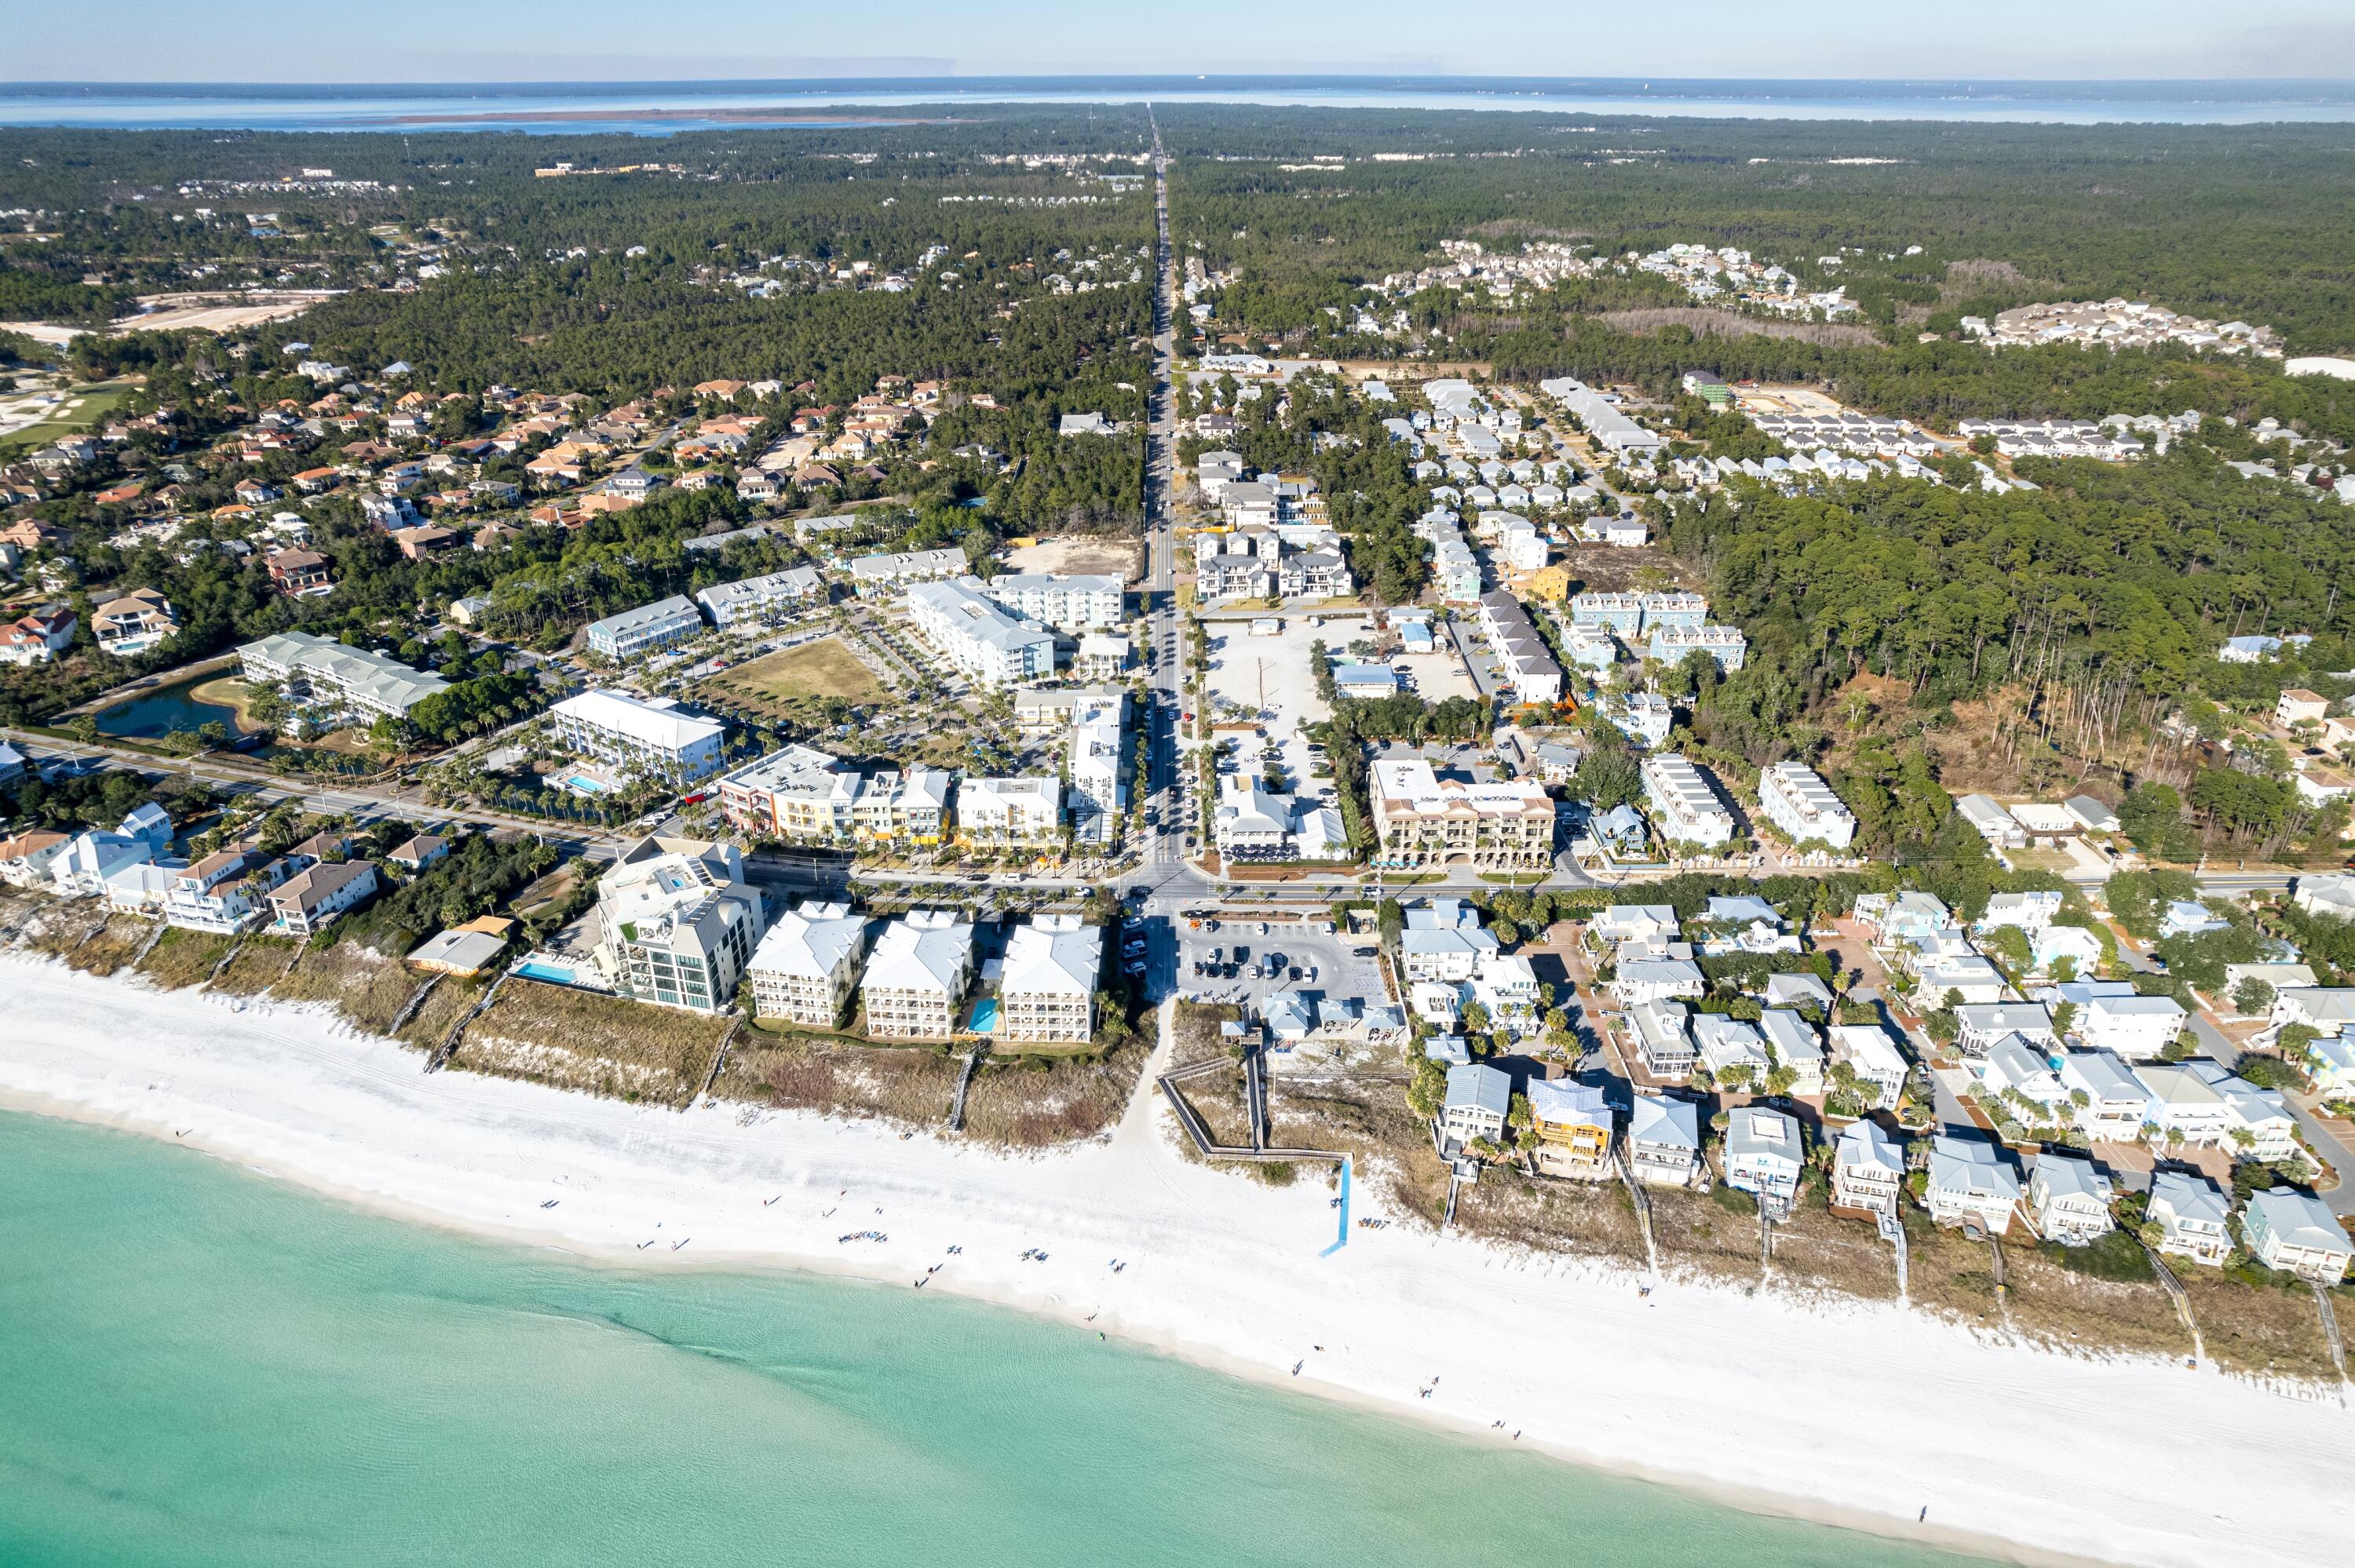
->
1;76;2352;132
0;1110;1992;1567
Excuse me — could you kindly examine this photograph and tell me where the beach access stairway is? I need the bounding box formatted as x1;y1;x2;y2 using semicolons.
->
948;1046;984;1132
428;968;514;1072
1612;1145;1661;1277
1879;1209;1909;1302
387;973;444;1036
1156;1053;1338;1164
2314;1283;2349;1395
682;1016;742;1112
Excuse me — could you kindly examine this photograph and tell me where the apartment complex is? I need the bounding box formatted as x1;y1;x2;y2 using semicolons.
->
746;899;871;1027
592;837;763;1013
694;567;824;627
861;909;976;1040
1756;760;1857;850
238;631;449;724
586;595;703;660
980;573;1123;632
997;913;1101;1044
960;776;1063;842
1641;753;1736;847
1368;759;1554;870
905;576;1057;687
550;688;728;784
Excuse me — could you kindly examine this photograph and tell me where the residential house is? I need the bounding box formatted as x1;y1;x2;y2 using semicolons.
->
1828;1023;1911;1110
1437;1062;1513;1158
2242;1188;2353;1282
1526;1078;1614;1178
1627;998;1698;1080
0;604;77;665
91;589;177;658
268;549;334;596
387;833;451;871
266;859;379;936
2147;1171;2232;1267
2079;993;2186;1059
1724;1106;1804;1214
1955;1002;2057;1059
2058;1049;2156;1142
2028;1153;2116;1245
1627;1094;1702;1187
1926;1136;2023;1234
1757;1008;1826;1094
1831;1120;1904;1217
1612;957;1707;1008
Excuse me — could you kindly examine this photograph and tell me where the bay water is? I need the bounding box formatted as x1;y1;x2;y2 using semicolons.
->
0;1110;1991;1567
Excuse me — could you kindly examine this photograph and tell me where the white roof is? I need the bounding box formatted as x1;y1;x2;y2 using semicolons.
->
1526;1077;1612;1132
1930;1136;2021;1202
864;910;973;994
1000;917;1101;998
748;899;867;980
1835;1118;1902;1173
1629;1093;1699;1150
1726;1105;1801;1164
553;688;724;751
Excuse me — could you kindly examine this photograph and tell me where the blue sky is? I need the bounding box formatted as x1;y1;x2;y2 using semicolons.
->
8;1;2353;82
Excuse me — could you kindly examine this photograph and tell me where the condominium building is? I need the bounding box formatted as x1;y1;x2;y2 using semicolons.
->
905;577;1057;687
585;595;703;660
592;837;763;1014
550;688;727;784
845;547;966;596
960;776;1064;842
694;567;824;627
980;573;1124;632
1368;758;1555;870
1640;753;1735;847
717;746;949;845
1756;760;1857;850
997;913;1101;1044
746;899;871;1027
238;631;449;724
861;909;976;1040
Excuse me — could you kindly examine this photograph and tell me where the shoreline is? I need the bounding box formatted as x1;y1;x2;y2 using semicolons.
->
4;953;2350;1568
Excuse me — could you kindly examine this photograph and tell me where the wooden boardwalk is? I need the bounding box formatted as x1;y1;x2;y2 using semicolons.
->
1156;1056;1339;1164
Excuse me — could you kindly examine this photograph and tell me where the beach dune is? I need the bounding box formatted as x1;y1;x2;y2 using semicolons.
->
3;953;2350;1568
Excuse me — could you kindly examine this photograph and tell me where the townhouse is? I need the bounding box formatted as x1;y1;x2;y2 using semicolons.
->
1640;753;1735;848
1755;760;1857;850
695;567;824;628
1474;591;1564;705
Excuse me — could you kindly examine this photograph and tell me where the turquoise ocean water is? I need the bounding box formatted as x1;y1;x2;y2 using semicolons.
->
0;1110;1990;1567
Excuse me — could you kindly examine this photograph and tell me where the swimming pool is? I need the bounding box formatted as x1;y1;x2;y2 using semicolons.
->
512;959;579;986
567;775;606;795
966;998;999;1034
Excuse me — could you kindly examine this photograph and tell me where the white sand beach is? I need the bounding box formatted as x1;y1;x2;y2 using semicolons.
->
5;951;2351;1568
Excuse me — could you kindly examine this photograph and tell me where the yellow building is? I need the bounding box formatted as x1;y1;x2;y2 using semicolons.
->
1524;564;1575;603
1528;1078;1614;1178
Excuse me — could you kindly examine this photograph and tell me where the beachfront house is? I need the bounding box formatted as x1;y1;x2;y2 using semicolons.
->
1723;1106;1804;1216
2148;1171;2232;1268
1526;1078;1614;1179
1628;1094;1701;1187
1926;1136;2022;1235
265;859;379;937
1831;1120;1904;1218
1437;1063;1513;1159
2242;1188;2353;1282
2027;1153;2116;1246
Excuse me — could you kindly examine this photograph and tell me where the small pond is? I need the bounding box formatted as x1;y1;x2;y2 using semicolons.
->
94;674;255;742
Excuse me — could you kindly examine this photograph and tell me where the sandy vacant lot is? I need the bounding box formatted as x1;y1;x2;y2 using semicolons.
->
1006;536;1145;582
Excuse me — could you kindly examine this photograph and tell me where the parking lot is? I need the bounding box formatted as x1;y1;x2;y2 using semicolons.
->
1200;614;1349;797
1176;914;1389;1019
